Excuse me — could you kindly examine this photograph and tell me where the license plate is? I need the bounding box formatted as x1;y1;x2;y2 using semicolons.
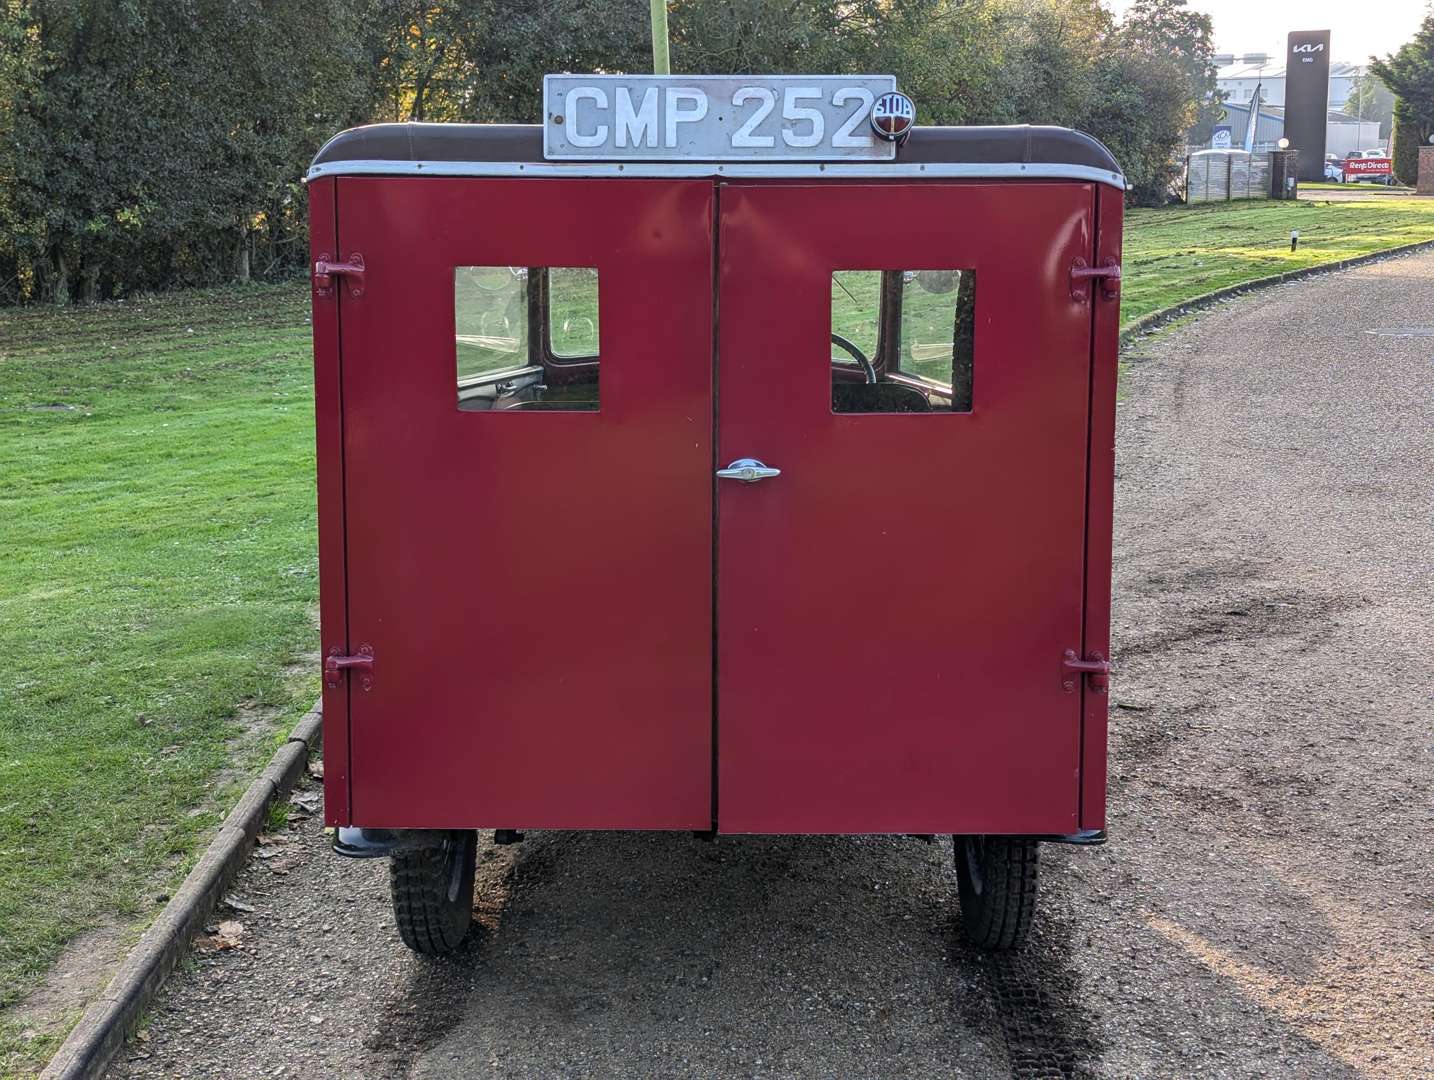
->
543;74;898;162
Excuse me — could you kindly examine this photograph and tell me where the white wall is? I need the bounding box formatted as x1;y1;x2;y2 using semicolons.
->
1219;77;1286;106
1324;120;1382;158
1328;76;1355;110
1216;67;1365;111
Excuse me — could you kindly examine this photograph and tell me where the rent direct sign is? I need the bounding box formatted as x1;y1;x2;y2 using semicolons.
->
1344;157;1392;179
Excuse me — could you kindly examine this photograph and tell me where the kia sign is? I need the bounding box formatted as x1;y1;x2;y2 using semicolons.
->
1285;30;1331;181
1344;157;1392;180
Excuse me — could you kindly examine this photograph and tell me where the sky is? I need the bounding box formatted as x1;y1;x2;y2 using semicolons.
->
1104;0;1428;64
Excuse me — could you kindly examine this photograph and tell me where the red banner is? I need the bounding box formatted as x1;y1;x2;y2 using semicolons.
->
1344;157;1392;179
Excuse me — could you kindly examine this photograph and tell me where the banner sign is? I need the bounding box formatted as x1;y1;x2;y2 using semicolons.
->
1343;157;1392;179
543;75;899;161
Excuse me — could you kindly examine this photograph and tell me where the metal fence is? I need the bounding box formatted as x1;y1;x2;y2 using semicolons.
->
1187;150;1271;203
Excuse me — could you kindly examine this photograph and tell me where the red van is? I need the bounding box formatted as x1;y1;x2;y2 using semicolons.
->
308;77;1122;955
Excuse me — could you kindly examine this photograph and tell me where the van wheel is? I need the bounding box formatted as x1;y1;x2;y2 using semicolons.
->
955;835;1039;951
390;830;476;955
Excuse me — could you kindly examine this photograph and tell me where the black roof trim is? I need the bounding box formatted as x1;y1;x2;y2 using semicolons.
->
311;122;1120;175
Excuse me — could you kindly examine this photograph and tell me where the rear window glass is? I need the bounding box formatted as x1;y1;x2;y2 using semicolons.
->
548;267;600;359
455;266;600;412
455;265;528;381
830;270;881;362
830;269;974;414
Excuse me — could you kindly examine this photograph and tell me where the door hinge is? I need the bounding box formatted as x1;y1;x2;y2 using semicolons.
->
1062;649;1109;693
325;645;374;690
313;253;365;299
1070;258;1120;302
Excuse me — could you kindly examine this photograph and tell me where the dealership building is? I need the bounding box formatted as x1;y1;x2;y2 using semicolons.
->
1216;59;1369;110
1214;100;1382;158
1203;55;1384;158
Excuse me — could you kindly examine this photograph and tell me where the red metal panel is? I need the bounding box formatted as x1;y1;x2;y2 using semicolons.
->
1080;184;1124;831
309;177;351;827
337;177;714;830
715;181;1094;835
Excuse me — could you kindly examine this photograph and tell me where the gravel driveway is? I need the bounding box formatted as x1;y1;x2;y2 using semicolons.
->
107;250;1434;1079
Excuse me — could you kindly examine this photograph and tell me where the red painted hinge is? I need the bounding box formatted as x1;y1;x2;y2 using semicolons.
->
313;253;364;299
325;645;374;690
1070;258;1121;302
1062;649;1109;693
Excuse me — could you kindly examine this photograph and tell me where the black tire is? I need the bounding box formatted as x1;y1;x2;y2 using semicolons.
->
954;835;1039;951
390;830;476;955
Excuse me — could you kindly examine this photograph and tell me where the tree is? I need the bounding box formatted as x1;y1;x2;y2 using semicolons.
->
1083;50;1188;205
365;0;657;125
0;0;1230;302
1372;13;1434;185
0;2;185;303
1085;0;1216;205
465;0;651;122
1121;0;1220;144
1343;74;1394;141
0;4;44;301
370;1;489;122
0;0;372;303
868;0;1010;126
203;0;375;280
984;0;1111;129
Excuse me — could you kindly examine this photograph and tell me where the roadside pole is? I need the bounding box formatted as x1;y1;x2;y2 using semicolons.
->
650;0;670;74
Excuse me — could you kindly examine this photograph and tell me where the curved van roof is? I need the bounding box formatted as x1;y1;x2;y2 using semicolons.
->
309;123;1124;189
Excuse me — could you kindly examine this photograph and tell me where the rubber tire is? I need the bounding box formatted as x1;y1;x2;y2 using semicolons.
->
955;835;1039;952
390;830;476;955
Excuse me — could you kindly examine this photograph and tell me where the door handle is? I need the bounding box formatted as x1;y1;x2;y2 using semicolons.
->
716;458;781;483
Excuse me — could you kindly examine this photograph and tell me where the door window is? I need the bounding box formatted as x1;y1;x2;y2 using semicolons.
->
455;266;600;412
830;269;975;414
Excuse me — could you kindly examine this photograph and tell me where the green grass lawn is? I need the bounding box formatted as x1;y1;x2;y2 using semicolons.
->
1121;195;1434;326
1300;181;1406;191
0;286;320;1074
1;191;1432;1076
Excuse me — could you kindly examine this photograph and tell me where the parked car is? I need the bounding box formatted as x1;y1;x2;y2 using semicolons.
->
1323;154;1346;181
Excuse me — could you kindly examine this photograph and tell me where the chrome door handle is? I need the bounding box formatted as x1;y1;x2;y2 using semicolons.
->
716;458;781;483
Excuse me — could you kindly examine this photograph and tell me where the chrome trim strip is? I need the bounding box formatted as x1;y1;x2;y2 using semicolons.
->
456;366;543;399
306;159;1126;189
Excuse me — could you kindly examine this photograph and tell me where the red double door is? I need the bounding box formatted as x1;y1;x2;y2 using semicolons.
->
318;176;1103;836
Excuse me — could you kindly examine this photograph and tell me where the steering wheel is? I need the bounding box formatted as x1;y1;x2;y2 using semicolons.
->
830;333;877;385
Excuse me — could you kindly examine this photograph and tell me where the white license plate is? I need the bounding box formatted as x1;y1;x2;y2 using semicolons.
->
543;74;898;162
